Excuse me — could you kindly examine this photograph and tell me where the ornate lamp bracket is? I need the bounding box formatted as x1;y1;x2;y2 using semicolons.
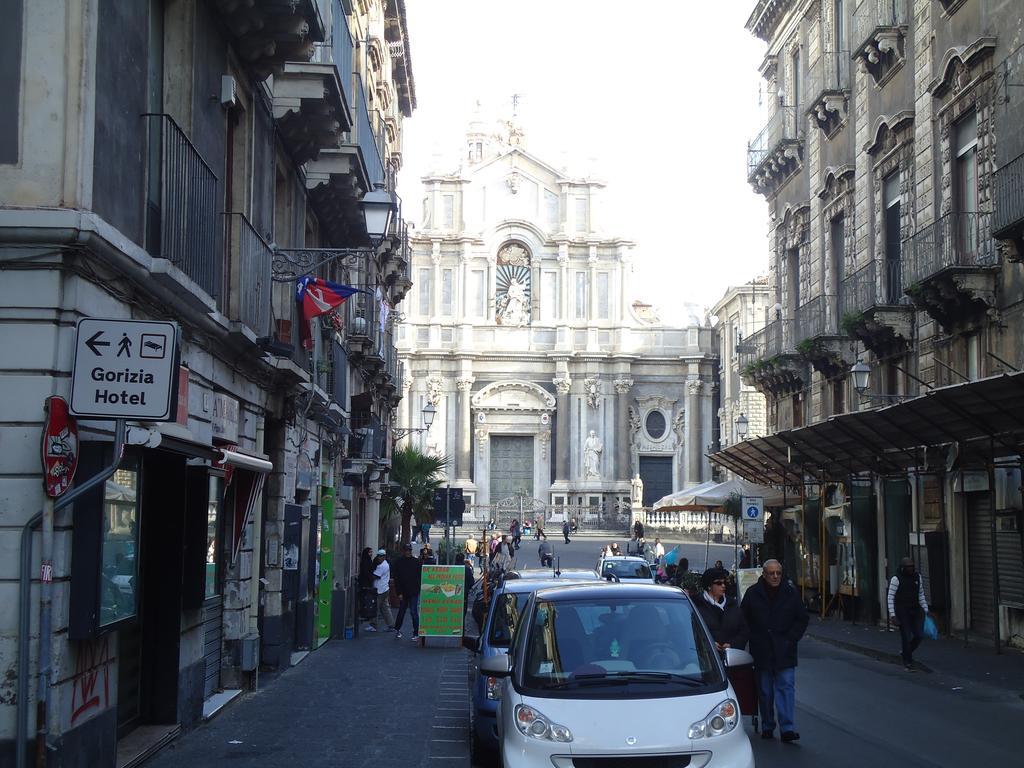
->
272;248;376;282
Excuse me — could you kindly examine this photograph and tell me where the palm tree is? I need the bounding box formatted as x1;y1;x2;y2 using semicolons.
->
385;446;449;546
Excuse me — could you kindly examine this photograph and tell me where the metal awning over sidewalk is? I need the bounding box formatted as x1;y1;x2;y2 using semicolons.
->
711;371;1024;485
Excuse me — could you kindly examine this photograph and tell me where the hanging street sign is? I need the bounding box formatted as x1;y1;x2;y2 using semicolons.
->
741;496;764;522
41;396;78;497
69;318;180;420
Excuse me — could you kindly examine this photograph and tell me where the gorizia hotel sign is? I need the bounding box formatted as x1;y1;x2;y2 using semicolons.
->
70;318;180;420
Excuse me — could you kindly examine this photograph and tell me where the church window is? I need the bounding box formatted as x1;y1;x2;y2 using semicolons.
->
544;189;559;228
574;272;587;319
575;197;588;233
443;194;455;229
542;270;558;320
470;269;485;317
645;410;667;440
417;267;431;315
597;272;610;319
441;268;454;315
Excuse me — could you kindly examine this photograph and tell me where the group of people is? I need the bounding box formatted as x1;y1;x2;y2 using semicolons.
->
692;560;809;743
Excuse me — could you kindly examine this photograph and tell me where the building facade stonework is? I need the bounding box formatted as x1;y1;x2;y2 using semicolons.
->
398;117;718;512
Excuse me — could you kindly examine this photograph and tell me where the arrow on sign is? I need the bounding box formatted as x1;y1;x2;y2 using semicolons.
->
85;331;110;356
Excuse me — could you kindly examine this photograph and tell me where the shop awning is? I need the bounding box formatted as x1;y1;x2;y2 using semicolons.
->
710;371;1024;485
219;449;273;473
216;449;273;562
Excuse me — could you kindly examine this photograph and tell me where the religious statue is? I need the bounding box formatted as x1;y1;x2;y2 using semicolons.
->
631;474;644;506
496;278;529;326
583;430;603;478
584;378;600;409
425;433;440;458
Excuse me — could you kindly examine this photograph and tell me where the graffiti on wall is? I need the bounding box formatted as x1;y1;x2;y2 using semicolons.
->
69;636;113;726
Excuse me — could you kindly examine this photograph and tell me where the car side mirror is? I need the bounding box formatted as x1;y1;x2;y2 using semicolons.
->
463;635;479;653
480;653;512;677
724;647;754;668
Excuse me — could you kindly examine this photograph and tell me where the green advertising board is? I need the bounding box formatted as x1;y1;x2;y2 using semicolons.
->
419;565;466;637
316;487;333;645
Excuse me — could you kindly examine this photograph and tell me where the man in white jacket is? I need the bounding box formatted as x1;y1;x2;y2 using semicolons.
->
887;557;929;670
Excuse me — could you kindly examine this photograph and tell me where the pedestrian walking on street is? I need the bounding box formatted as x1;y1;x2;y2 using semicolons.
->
368;549;396;633
538;538;554;568
653;537;665;563
392;544;422;640
887;556;930;670
465;533;479;570
421;521;432;544
535;519;547;540
510;519;522;549
695;567;749;652
633;518;645;543
562;519;571;544
456;553;475;620
357;547;376;622
740;559;808;743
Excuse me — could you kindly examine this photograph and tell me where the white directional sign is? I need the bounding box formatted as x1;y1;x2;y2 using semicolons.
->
70;318;179;420
742;496;764;522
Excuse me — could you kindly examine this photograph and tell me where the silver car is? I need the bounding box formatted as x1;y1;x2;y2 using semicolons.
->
484;582;755;768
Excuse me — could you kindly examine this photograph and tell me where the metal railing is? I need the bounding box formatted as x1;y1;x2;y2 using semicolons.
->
143;114;219;299
738;319;792;368
853;0;907;53
326;1;354;106
345;289;380;352
795;295;833;342
328;336;347;407
994;152;1024;237
902;212;997;288
747;107;800;178
840;262;876;317
352;75;384;188
805;50;851;106
224;213;272;337
349;412;387;460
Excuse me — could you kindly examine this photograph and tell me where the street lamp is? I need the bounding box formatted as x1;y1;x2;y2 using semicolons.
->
271;184;398;281
850;360;905;403
392;402;437;440
735;412;749;440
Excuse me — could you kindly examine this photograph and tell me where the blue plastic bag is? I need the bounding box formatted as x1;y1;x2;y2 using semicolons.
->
663;545;680;566
923;614;938;640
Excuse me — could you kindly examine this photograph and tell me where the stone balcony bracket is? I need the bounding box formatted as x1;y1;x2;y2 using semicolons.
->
812;94;848;134
855;28;906;86
908;269;998;335
845;306;914;358
212;0;324;80
752;141;803;196
273;63;351;166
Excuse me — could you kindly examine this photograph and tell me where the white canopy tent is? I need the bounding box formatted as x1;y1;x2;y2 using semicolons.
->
652;478;788;511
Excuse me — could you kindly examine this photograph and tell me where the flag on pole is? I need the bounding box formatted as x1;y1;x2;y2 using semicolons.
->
296;276;360;349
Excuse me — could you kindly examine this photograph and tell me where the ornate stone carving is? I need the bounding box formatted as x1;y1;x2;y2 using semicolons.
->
538;431;549;459
426;376;444;406
672;409;686;443
456;377;475;392
506;171;521;194
584;377;601;408
686;379;703;396
495;242;531;327
613;378;633;395
475;427;488;456
402;376;414;392
472;380;556;410
553;376;572;396
628;406;641;443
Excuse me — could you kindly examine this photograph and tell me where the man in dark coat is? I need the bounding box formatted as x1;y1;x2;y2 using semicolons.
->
694;567;748;651
392;544;422;640
740;559;808;743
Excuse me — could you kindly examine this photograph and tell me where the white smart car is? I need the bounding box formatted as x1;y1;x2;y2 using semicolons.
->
597;555;656;584
484;582;755;768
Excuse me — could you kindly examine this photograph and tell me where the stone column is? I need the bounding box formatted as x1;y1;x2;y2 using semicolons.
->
455;377;474;481
401;375;414;448
553;376;572;482
686;379;703;485
430;240;442;320
614;378;633;480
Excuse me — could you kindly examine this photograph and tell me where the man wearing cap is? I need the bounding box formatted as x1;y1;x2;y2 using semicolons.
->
741;559;808;743
368;549;395;633
393;544;422;640
887;556;929;670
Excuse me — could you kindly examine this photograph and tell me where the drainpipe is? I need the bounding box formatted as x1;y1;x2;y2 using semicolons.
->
18;419;126;768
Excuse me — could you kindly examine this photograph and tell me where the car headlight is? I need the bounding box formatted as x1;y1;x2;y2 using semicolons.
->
513;704;573;742
687;699;739;739
486;676;501;700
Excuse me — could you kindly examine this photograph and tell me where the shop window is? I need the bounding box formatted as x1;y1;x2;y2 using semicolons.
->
205;475;224;600
100;460;142;627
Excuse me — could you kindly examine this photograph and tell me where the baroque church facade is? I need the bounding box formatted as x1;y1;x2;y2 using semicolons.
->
396;117;718;515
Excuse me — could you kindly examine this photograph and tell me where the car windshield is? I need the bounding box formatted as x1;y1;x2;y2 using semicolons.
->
488;592;530;646
520;597;723;697
602;560;652;580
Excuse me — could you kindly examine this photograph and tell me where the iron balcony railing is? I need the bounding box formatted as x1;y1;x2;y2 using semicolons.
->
853;0;907;54
902;212;997;288
794;295;834;342
805;50;851;107
326;1;354;107
224;213;272;337
352;74;384;188
345;289;380;352
994;152;1024;237
738;319;792;368
840;262;876;317
349;412;387;460
747;107;800;179
143;113;219;299
329;336;348;407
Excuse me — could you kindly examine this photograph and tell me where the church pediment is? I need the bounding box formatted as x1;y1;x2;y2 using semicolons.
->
472;380;555;411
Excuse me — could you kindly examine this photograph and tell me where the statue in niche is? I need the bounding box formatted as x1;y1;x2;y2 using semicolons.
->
495;243;531;326
583;430;603;479
496;277;529;327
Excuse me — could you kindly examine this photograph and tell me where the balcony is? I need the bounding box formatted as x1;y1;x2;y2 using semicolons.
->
272;62;351;165
224;213;273;342
738;319;805;398
839;261;915;356
805;51;850;134
994;152;1024;258
852;0;908;85
747;107;803;196
793;295;852;377
345;290;382;367
143;114;219;303
902;212;997;333
210;0;324;80
382;216;413;304
349;411;388;462
326;334;348;409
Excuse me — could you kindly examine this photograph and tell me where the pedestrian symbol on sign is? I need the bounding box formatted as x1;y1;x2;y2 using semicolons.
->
746;506;760;519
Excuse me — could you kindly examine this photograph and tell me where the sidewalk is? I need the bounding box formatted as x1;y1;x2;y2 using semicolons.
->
148;631;471;768
806;616;1024;696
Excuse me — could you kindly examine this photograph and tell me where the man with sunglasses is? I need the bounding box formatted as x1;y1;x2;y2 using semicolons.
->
741;559;808;743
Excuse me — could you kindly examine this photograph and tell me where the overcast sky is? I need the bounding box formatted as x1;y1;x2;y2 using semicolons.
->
397;0;770;324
